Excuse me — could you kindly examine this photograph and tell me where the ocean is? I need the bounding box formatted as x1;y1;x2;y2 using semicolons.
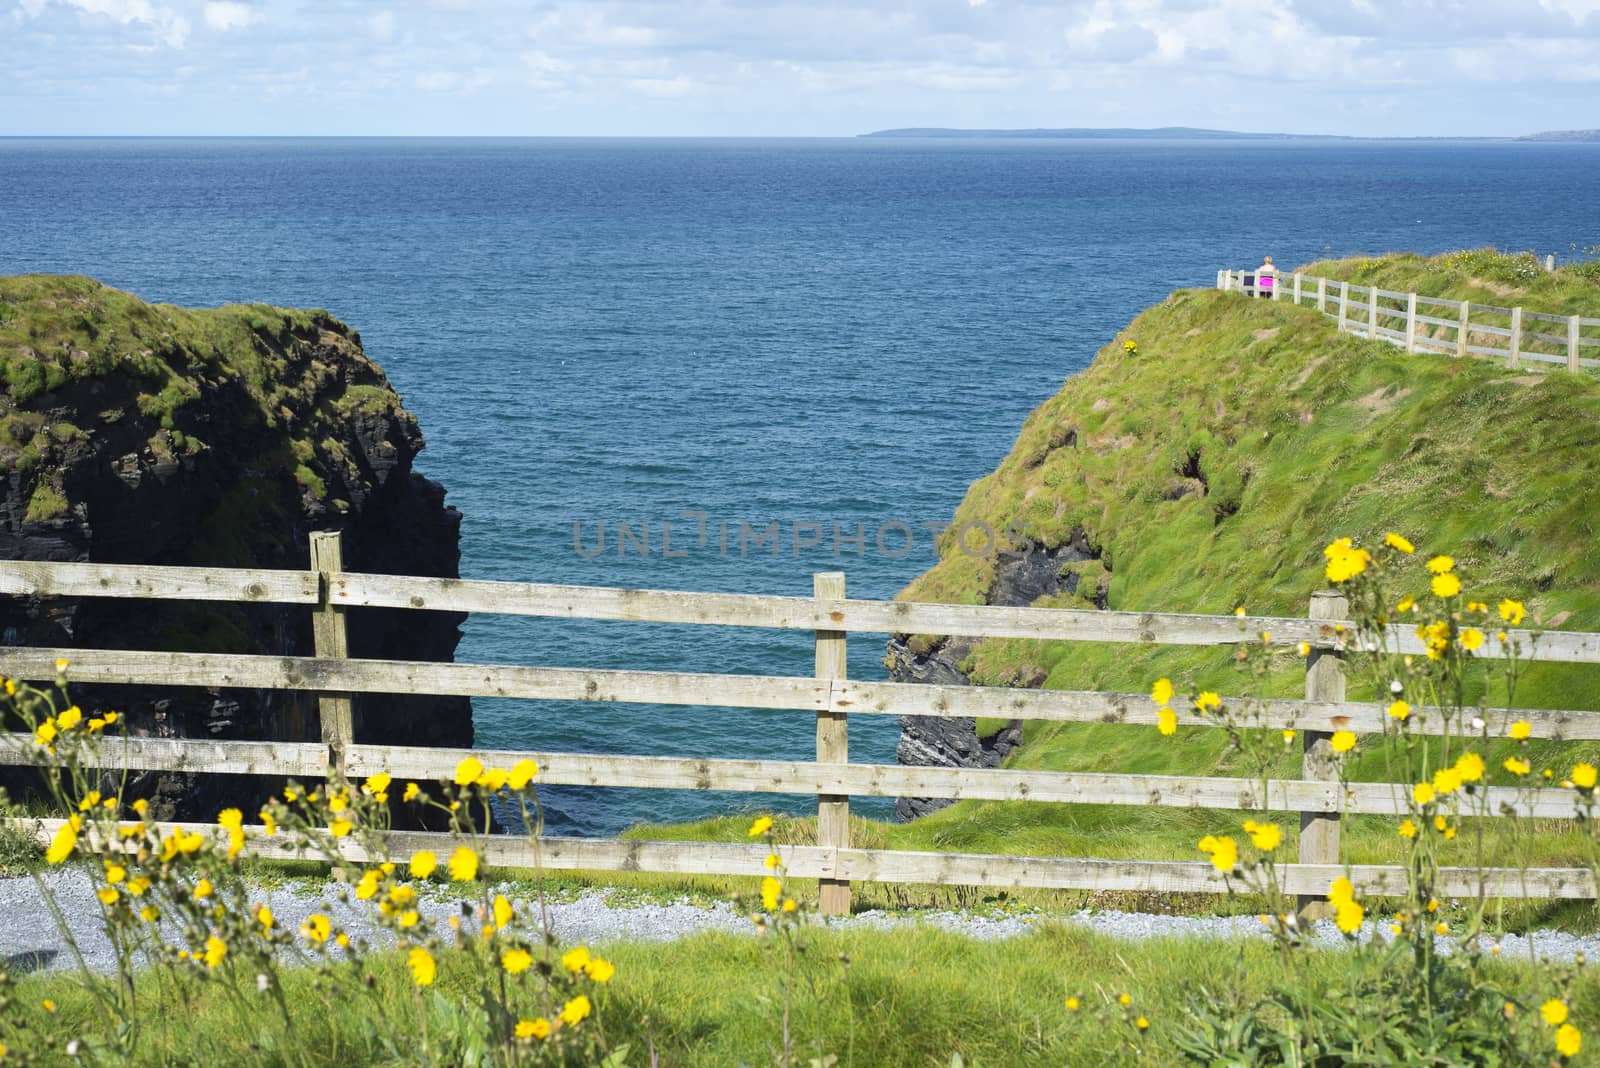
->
2;136;1595;833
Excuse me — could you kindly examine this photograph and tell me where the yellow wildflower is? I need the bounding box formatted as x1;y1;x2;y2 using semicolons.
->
403;782;422;802
1458;628;1485;651
1297;641;1310;657
1396;595;1416;613
1323;537;1371;583
1156;707;1177;736
1500;599;1526;625
560;995;592;1026
1198;835;1238;874
301;914;332;943
516;1018;553;1040
747;815;773;837
410;851;437;879
329;819;352;838
1413;782;1437;806
259;809;276;836
453;755;485;786
96;887;120;906
407;947;435;987
1243;820;1282;852
194;878;214;900
1151;678;1174;706
1543;1000;1570;1026
257;906;274;931
502;948;533;974
508;759;539;790
1336;899;1365;934
1510;720;1532;740
765;853;781;870
483;767;509;792
1136;1017;1150;1030
204;936;227;968
448;846;479;881
57;707;82;730
1572;764;1598;791
1433;767;1463;795
562;946;592;972
1455;752;1485;783
1066;996;1080;1011
1505;757;1531;776
586;957;615;982
1384;532;1415;554
354;870;381;900
1427;555;1454;574
34;721;57;747
1399;819;1417;839
104;862;126;884
1432;573;1461;599
1388;700;1411;721
761;876;782;911
46;819;78;864
1119;993;1132;1006
1557;1024;1582;1058
1195;691;1221;713
363;772;391;796
494;894;513;930
1330;730;1356;753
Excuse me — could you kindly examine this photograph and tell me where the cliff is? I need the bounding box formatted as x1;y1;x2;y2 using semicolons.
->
888;250;1600;825
0;275;468;816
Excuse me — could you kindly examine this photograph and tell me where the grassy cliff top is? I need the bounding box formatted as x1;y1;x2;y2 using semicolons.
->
0;274;364;423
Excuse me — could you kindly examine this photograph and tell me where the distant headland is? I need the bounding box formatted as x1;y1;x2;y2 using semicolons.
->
859;126;1600;142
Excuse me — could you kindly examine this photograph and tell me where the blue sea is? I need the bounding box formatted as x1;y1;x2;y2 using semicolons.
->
2;137;1596;833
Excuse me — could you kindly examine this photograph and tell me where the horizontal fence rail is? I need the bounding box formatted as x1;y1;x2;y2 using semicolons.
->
3;540;1600;911
1217;268;1600;373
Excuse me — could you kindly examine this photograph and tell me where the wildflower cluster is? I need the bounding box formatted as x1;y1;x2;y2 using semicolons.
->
0;669;623;1066
1171;533;1589;1064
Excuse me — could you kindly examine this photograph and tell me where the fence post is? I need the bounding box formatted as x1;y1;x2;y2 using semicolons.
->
1546;254;1556;273
1367;287;1379;339
1457;301;1470;358
310;530;353;779
1216;269;1225;290
1337;281;1348;331
1316;277;1326;313
1509;307;1523;369
1272;273;1281;301
1298;590;1347;917
1570;315;1583;372
1405;292;1418;353
1293;273;1302;305
814;571;850;916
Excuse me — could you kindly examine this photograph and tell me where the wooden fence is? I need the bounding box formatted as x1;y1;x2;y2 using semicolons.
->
3;532;1600;915
1217;268;1600;373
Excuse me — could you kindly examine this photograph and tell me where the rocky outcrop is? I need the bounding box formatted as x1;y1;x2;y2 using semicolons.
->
0;275;468;818
888;531;1102;820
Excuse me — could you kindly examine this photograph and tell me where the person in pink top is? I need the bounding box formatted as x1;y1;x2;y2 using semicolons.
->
1255;256;1277;297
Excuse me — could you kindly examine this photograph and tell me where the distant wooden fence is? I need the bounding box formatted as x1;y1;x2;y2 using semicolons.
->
4;532;1600;915
1217;269;1600;373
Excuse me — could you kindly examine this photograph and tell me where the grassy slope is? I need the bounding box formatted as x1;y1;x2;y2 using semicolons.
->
882;251;1600;869
624;252;1600;894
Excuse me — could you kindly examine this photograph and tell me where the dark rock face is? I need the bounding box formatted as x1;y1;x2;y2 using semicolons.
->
0;277;468;818
889;531;1103;820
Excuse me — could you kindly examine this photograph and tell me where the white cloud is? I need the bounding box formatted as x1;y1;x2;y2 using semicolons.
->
203;2;258;31
628;74;693;96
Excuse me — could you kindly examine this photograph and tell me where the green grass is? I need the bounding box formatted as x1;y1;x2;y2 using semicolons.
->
11;923;1600;1066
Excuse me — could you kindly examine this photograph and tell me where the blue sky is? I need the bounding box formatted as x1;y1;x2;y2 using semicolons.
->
3;0;1598;137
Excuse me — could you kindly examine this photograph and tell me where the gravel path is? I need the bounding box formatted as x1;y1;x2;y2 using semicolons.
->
2;870;1593;976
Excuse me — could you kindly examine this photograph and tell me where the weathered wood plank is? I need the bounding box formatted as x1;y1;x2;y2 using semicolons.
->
0;561;318;604
318;580;1600;662
0;734;327;777
2;647;1598;732
14;818;1592;897
1299;592;1345;914
345;745;1587;819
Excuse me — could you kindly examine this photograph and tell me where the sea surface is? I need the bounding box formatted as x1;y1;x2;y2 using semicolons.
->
2;137;1596;834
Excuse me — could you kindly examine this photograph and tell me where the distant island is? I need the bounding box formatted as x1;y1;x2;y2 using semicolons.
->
860;126;1600;142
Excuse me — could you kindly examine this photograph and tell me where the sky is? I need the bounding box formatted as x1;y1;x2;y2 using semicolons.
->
2;0;1598;137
